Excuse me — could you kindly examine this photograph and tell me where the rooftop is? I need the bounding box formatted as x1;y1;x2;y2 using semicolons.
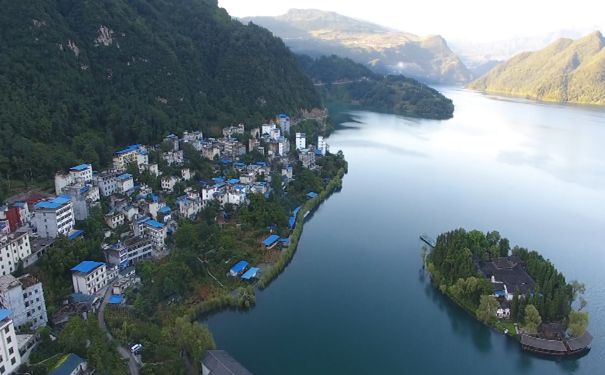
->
241;267;259;280
145;219;165;229
262;234;280;247
230;260;249;274
34;195;71;210
116;144;142;156
117;173;133;181
71;260;105;274
0;309;11;322
479;257;536;295
202;350;252;375
49;353;86;375
70;163;91;172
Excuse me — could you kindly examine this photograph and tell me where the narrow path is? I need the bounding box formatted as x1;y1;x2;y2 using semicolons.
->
98;280;140;375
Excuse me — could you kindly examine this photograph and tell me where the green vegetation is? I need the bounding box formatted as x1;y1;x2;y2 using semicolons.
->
297;55;454;120
0;0;320;195
426;228;587;335
468;31;605;105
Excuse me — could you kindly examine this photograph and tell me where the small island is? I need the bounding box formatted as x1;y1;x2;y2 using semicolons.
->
424;229;592;356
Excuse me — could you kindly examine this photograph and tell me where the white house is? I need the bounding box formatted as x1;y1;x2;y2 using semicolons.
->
181;168;192;181
0;231;32;277
317;136;328;156
496;307;511;319
71;261;108;295
298;149;316;169
54;164;93;195
278;113;290;134
116;173;135;194
32;196;75;238
134;218;167;250
96;171;119;197
62;183;100;221
296;133;306;150
0;274;48;330
277;137;290;156
161;176;181;193
0;310;21;374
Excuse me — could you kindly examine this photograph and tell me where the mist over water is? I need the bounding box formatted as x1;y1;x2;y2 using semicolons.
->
206;88;605;374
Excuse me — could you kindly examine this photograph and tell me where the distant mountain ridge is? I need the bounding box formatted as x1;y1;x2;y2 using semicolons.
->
242;9;472;84
468;31;605;105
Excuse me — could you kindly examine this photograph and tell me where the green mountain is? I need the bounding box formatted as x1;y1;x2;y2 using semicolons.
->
0;0;319;183
468;31;605;105
242;9;472;84
297;55;454;120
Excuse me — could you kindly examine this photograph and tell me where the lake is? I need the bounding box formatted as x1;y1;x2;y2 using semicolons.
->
205;88;605;374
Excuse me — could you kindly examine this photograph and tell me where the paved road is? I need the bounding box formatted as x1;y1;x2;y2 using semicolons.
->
98;280;140;375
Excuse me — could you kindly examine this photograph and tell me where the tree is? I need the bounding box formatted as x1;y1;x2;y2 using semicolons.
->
523;304;542;334
570;280;587;311
476;295;500;324
510;293;520;322
568;311;589;337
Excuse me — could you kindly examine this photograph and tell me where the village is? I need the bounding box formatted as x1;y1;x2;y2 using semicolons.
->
0;113;341;374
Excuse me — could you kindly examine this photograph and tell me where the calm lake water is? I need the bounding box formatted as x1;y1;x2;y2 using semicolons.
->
205;88;605;374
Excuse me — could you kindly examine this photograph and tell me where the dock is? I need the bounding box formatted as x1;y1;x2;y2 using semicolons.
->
420;234;436;248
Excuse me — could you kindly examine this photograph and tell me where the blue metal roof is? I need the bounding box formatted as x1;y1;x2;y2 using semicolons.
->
34;195;71;210
293;206;301;216
116;144;142;155
145;219;165;229
228;178;240;185
117;173;133;181
212;177;225;183
70;293;95;304
288;216;296;229
70;163;91;172
306;192;319;199
158;206;171;214
68;230;84;241
108;295;123;304
0;309;11;321
230;260;248;274
49;353;86;375
262;234;280;246
241;267;260;280
279;113;288;118
71;260;104;274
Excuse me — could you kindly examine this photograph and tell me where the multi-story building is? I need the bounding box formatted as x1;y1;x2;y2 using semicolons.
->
176;193;202;219
116;173;135;194
54;164;93;195
261;123;276;137
182;130;203;144
278;113;291;134
277;137;290;156
161;176;181;193
104;212;125;229
222;124;245;138
181;168;192;181
96;171;119;197
134;218;167;250
71;261;108;295
0;274;48;330
220;139;246;160
163;134;180;151
299;149;316;169
317;136;328;156
62;183;101;221
32;196;75;238
0;231;31;277
201;141;221;160
0;309;21;373
296;133;306;150
112;144;148;171
162;150;184;166
104;236;154;268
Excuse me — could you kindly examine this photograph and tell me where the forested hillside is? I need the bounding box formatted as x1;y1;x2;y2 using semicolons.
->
0;0;320;185
297;55;454;120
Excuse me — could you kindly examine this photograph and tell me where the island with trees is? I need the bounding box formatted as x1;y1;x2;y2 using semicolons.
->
425;228;592;357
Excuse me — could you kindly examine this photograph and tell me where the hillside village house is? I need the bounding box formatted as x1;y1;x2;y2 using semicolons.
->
54;164;93;195
0;309;22;374
32;196;75;238
0;274;48;330
112;144;149;171
0;230;32;276
71;261;108;295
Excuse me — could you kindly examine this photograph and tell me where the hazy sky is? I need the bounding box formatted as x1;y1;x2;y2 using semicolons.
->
218;0;605;42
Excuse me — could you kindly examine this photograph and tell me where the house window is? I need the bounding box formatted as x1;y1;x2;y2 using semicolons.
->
10;357;14;365
6;337;11;344
8;347;13;355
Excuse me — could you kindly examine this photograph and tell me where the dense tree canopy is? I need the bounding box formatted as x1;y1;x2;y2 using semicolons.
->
0;0;320;185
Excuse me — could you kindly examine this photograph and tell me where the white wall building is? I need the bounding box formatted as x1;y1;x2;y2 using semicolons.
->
116;173;135;194
0;231;32;277
296;133;306;150
32;196;75;238
96;171;119;197
277;137;290;156
317;136;328;156
134;218;167;250
161;176;181;193
278;114;291;134
0;310;21;374
104;236;154;267
71;261;108;295
54;164;93;195
0;274;48;330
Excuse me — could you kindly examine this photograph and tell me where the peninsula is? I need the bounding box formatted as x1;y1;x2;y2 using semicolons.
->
425;229;592;357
